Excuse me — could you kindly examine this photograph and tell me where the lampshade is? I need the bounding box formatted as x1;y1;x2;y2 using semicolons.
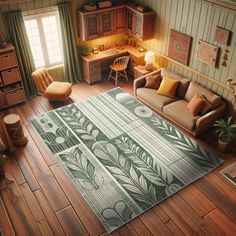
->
144;51;155;63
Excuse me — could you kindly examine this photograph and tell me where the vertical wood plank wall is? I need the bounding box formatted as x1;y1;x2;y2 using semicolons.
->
137;0;236;102
0;0;236;101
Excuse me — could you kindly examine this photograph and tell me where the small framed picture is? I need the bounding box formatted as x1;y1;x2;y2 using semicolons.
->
215;26;230;45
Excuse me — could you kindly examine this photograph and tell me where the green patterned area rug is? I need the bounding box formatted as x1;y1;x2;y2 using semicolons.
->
30;88;223;233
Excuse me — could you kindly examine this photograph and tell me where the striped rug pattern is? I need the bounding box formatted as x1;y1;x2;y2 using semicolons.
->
30;88;223;233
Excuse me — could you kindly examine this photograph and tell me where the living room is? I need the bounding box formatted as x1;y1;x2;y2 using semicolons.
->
0;0;236;235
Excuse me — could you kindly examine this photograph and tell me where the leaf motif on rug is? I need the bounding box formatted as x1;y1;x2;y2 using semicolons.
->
58;146;104;191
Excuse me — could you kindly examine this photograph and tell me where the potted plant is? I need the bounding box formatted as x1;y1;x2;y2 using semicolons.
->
0;29;7;49
214;116;236;151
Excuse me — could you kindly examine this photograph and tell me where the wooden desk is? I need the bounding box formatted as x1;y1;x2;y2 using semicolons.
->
80;45;146;85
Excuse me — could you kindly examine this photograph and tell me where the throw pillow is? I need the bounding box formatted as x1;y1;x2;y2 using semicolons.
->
187;95;206;116
200;95;212;115
157;76;180;98
145;74;162;89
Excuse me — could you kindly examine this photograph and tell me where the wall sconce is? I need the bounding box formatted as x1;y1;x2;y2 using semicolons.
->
144;51;155;70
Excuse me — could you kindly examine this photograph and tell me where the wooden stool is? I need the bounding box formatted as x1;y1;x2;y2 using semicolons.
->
3;114;28;146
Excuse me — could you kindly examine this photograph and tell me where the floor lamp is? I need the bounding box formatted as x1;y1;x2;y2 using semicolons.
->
226;78;236;123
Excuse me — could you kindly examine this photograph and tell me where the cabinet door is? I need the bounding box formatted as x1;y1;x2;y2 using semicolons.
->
126;9;134;33
133;13;143;39
100;11;113;36
114;8;126;33
85;14;100;39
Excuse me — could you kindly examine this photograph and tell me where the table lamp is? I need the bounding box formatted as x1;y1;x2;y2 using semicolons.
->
144;51;155;70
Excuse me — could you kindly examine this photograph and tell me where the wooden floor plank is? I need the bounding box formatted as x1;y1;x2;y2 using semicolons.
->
50;164;105;236
34;189;65;236
1;182;40;235
0;196;15;236
159;198;204;235
56;206;89;236
20;183;53;236
129;218;153;236
17;127;70;212
139;209;173;235
195;176;236;222
178;184;216;217
203;208;236;235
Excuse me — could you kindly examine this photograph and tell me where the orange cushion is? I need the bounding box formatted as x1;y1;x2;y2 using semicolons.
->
200;95;212;115
157;76;179;98
187;95;206;116
45;82;72;101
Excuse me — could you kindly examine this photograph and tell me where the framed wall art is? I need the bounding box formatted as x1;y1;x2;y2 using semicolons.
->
168;29;192;66
215;26;230;45
195;40;219;67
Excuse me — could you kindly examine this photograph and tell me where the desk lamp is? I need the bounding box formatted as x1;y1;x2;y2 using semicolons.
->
144;51;155;70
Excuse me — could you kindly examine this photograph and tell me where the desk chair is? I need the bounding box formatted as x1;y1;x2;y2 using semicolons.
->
108;56;130;86
32;68;72;102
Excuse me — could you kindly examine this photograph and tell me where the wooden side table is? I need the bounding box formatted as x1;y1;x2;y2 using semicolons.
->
133;65;157;79
3;114;28;146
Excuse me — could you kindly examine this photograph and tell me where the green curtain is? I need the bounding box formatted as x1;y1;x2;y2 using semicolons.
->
5;11;37;99
58;3;82;83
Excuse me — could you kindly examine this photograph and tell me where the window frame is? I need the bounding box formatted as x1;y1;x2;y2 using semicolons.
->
24;11;63;69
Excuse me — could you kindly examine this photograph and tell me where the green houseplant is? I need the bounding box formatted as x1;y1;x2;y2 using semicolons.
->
214;116;236;151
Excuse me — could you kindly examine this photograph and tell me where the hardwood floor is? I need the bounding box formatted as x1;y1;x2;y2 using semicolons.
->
0;80;236;236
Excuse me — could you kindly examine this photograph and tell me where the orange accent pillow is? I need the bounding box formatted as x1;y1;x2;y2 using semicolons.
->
187;95;206;116
157;76;179;98
200;95;212;115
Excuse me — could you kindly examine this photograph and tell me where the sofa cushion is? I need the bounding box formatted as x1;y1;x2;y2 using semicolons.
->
145;74;162;89
200;95;213;115
136;88;178;111
157;76;180;98
161;68;190;99
187;95;206;116
185;82;221;108
163;100;199;130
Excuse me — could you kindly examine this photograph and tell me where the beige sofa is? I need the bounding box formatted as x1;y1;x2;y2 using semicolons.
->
134;68;225;137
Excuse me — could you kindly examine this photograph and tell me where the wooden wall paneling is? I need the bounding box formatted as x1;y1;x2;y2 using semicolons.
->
175;0;184;32
50;164;105;236
181;0;191;34
56;206;89;236
163;0;172;54
34;189;66;235
0;196;15;236
1;181;40;235
20;183;54;236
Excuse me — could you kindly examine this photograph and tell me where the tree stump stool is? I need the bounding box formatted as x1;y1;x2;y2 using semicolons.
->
3;114;28;146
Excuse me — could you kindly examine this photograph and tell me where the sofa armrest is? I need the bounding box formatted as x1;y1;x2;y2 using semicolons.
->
133;68;162;97
194;102;226;136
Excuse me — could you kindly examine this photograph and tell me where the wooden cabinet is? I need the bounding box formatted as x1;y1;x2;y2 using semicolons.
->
0;44;26;109
78;4;155;41
78;10;113;40
85;14;100;40
113;8;126;33
100;11;113;36
129;8;156;40
81;58;101;85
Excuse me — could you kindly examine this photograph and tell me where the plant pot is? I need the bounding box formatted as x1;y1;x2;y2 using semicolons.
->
218;137;230;152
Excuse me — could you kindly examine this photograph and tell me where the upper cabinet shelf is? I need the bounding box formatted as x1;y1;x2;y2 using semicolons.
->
77;3;156;41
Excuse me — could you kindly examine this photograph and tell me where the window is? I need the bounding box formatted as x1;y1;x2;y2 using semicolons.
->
24;12;63;69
